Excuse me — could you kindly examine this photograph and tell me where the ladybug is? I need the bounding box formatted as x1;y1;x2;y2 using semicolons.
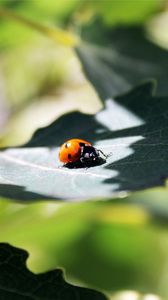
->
59;138;107;167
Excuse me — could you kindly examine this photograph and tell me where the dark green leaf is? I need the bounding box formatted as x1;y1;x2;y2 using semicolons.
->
76;20;168;98
0;243;107;300
0;82;168;201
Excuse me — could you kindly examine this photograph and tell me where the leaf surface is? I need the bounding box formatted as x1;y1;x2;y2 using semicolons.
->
0;82;168;200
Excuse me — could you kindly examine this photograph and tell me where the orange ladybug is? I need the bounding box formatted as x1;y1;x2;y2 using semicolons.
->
59;138;107;166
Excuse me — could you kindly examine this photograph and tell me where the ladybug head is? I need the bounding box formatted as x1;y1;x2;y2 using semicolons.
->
81;145;99;161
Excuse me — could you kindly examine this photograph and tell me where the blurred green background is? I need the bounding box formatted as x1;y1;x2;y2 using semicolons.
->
1;1;168;299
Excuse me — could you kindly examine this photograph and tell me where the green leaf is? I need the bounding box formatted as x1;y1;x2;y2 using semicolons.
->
0;243;107;300
0;199;167;298
0;82;168;201
76;20;168;98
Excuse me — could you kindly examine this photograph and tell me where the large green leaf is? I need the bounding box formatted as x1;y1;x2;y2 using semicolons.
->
76;20;168;98
0;82;168;200
0;243;107;300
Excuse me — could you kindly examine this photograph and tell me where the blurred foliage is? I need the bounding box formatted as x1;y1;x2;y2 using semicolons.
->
0;2;101;145
0;189;168;298
0;0;79;48
0;0;165;49
0;0;166;145
3;42;68;107
73;0;163;26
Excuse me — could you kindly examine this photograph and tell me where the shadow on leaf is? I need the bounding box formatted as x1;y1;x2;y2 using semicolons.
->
0;184;56;201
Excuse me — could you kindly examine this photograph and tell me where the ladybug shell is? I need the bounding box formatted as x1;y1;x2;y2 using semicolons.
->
59;139;91;163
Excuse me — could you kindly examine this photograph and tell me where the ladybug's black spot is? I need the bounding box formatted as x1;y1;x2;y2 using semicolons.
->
68;154;71;159
79;142;85;147
65;143;68;148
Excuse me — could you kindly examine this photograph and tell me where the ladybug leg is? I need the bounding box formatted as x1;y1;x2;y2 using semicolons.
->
106;152;113;158
97;149;107;158
97;149;112;159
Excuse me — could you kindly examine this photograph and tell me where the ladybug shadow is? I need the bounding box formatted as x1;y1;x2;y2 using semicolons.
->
64;157;106;169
